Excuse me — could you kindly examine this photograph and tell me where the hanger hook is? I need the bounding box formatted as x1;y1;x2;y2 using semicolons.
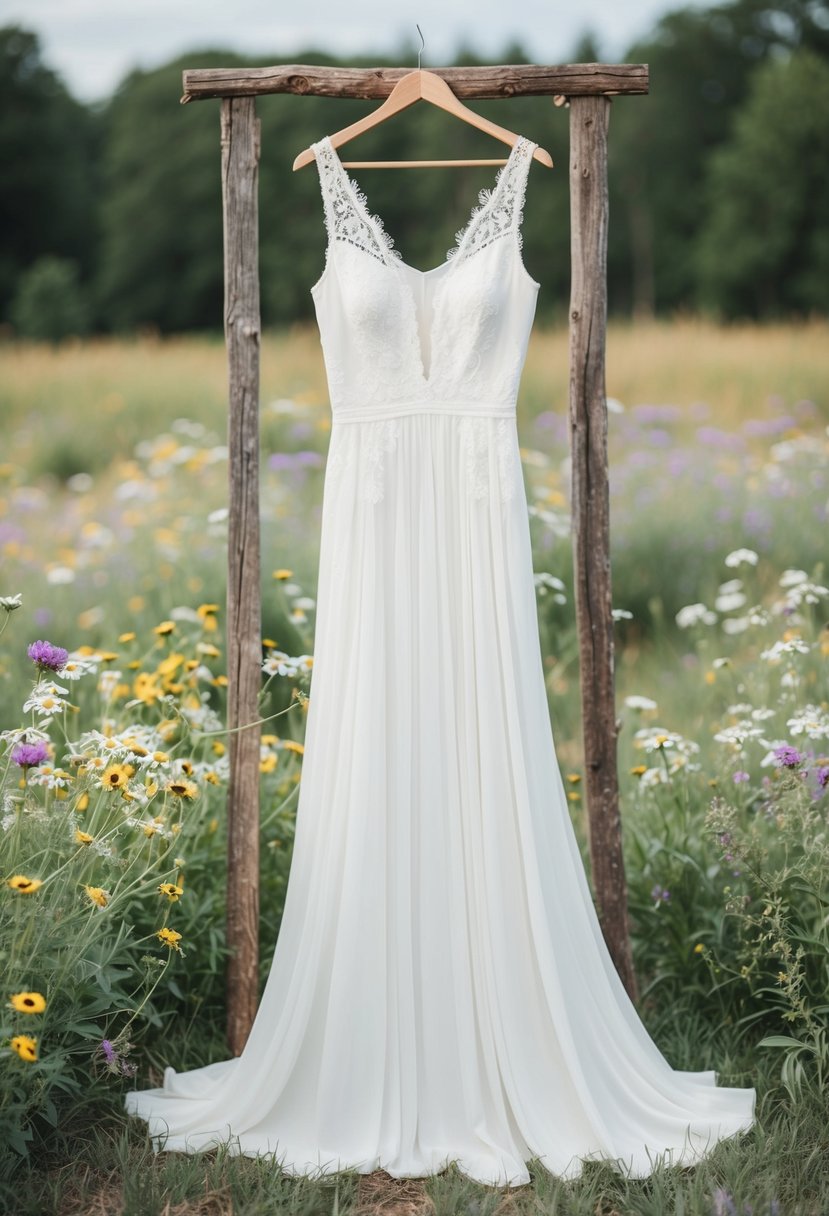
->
416;24;425;69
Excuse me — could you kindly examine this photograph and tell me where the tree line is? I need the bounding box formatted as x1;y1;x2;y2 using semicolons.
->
1;0;828;340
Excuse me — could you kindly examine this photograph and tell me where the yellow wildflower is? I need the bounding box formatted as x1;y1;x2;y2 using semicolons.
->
283;740;304;755
100;764;132;791
119;631;136;643
74;829;94;845
157;652;184;678
156;927;182;951
84;885;108;908
629;765;647;777
10;992;46;1014
273;569;293;580
10;1034;38;1062
166;780;198;800
7;875;43;894
75;791;90;813
153;620;175;636
158;883;184;901
131;671;160;710
566;773;582;784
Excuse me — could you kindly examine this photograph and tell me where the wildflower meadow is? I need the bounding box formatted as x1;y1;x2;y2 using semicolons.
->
1;318;828;1214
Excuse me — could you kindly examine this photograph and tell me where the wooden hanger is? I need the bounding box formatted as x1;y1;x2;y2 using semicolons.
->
292;36;553;172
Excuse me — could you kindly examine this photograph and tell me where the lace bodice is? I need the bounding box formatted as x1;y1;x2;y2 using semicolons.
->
309;133;540;420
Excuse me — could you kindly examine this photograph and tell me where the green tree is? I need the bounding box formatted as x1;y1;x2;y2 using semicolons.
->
696;49;829;318
608;0;829;317
9;255;91;341
0;26;100;323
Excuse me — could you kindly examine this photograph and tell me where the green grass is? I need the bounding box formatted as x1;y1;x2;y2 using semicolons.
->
9;1040;808;1215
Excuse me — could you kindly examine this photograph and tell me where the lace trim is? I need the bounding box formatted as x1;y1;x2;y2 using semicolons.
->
311;137;403;268
459;416;519;503
448;136;536;267
312;133;536;271
360;418;400;504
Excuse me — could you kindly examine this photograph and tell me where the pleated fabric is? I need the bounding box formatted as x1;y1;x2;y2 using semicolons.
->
124;412;756;1186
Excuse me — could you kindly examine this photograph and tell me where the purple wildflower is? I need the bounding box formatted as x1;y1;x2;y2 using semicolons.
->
773;744;803;769
27;639;68;672
100;1039;117;1064
11;740;49;768
651;883;671;903
732;771;750;784
816;766;829;791
711;1187;738;1216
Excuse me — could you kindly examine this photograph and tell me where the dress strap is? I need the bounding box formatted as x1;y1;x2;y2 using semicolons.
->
310;136;399;268
448;135;538;267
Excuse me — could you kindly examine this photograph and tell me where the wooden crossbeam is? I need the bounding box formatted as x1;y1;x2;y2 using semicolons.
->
181;62;648;103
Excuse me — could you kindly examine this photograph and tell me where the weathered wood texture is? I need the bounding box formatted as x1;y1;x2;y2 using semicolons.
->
182;63;648;103
220;96;263;1054
568;95;637;1001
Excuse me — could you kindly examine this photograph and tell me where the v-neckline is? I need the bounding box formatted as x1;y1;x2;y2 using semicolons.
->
322;133;526;278
319;134;528;385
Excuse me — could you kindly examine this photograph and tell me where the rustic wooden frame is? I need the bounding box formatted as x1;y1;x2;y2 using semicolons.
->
182;61;649;1054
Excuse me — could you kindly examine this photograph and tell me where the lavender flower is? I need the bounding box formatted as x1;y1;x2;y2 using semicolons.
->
816;766;829;791
773;744;804;769
711;1187;737;1216
11;740;49;768
27;639;69;672
732;771;750;784
651;883;671;903
100;1038;117;1063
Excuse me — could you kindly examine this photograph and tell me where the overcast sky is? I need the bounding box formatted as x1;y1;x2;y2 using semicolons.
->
6;0;709;105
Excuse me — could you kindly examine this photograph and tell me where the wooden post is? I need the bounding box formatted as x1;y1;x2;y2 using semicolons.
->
567;94;637;1001
220;95;262;1054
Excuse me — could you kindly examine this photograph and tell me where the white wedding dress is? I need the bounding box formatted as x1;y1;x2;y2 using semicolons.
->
124;133;756;1187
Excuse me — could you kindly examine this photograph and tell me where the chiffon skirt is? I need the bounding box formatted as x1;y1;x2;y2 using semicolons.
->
124;410;756;1186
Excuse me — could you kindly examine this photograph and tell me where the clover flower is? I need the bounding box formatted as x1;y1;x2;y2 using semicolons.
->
27;639;69;672
773;744;803;769
11;740;49;768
